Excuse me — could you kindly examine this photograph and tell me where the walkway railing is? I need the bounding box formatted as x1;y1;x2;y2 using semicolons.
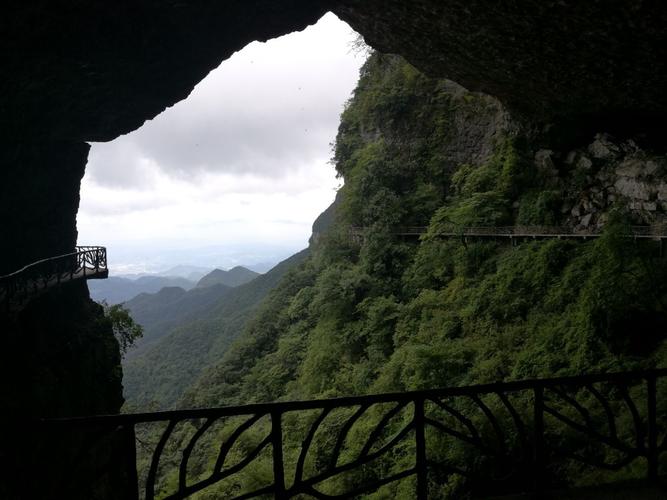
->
0;246;108;309
33;368;667;499
350;224;667;240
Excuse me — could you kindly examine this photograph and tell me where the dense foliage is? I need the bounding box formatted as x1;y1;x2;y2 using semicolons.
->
101;301;144;356
123;250;309;409
142;53;667;497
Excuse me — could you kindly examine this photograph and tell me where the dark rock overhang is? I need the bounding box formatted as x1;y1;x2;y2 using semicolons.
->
1;0;665;146
334;0;667;125
0;0;329;143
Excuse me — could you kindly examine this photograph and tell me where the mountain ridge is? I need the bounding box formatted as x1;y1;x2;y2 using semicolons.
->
195;266;259;289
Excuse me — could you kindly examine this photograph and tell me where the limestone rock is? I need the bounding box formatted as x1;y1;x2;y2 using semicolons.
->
588;134;619;160
615;158;645;178
658;183;667;201
577;156;593;170
614;178;652;200
580;213;593;227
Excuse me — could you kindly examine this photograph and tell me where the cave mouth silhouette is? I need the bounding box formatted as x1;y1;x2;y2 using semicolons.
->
77;13;361;278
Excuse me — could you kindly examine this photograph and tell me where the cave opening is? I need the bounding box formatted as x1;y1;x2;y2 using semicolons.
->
78;13;361;291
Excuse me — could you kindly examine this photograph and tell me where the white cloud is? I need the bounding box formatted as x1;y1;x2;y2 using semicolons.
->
78;13;362;273
85;13;362;188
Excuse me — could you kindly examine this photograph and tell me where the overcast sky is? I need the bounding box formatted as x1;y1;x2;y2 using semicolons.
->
77;13;365;275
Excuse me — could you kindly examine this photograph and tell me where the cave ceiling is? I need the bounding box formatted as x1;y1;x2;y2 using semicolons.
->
1;0;665;145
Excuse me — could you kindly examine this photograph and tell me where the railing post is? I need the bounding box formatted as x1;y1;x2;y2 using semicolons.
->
414;397;428;500
271;411;287;499
647;373;658;484
533;385;545;495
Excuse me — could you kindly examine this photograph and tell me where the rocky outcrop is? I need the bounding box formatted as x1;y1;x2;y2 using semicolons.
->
534;134;667;230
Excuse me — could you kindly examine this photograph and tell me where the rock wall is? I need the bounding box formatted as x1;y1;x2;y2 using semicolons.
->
535;134;667;230
332;0;667;122
0;143;89;274
0;279;126;500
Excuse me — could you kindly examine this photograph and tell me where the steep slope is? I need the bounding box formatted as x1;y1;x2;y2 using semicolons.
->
195;266;259;289
162;53;667;497
123;284;233;359
122;249;309;409
191;54;667;404
88;275;195;304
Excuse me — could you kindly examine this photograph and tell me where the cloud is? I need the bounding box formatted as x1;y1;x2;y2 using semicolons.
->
86;13;362;188
78;13;362;272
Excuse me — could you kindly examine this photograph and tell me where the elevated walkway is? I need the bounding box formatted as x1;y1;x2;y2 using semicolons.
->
350;224;667;241
0;246;108;311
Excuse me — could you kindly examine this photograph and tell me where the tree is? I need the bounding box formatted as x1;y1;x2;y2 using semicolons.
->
101;301;143;356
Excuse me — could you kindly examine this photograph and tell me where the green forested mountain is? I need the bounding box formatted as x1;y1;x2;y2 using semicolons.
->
122;267;258;361
184;54;667;411
123;284;233;360
88;275;196;304
122;250;309;409
195;266;259;289
140;53;667;497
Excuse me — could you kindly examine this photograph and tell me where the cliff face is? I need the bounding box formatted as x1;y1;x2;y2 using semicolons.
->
0;280;126;500
0;142;89;274
3;282;122;416
152;53;667;497
187;53;667;408
0;140;123;416
540;134;667;230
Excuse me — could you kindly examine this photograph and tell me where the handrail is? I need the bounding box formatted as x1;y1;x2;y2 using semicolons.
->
27;368;667;499
0;246;108;309
1;249;92;279
350;224;667;239
36;368;667;426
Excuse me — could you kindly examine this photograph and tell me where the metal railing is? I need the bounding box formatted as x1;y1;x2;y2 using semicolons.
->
34;368;667;499
350;224;667;239
0;246;107;309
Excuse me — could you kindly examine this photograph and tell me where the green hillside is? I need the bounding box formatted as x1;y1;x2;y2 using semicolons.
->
195;266;259;289
88;275;196;304
144;53;667;497
123;284;232;360
122;250;309;409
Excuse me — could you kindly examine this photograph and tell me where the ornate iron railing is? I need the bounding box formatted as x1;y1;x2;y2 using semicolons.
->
34;369;667;499
0;246;108;309
350;224;667;239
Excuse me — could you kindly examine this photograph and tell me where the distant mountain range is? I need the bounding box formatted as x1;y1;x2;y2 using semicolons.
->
120;197;336;409
157;265;212;282
88;275;197;305
195;266;259;289
122;250;309;408
89;265;260;304
123;284;234;359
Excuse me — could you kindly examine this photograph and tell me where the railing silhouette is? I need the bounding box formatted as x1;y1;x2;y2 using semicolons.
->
350;224;667;240
0;246;108;310
35;369;667;499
